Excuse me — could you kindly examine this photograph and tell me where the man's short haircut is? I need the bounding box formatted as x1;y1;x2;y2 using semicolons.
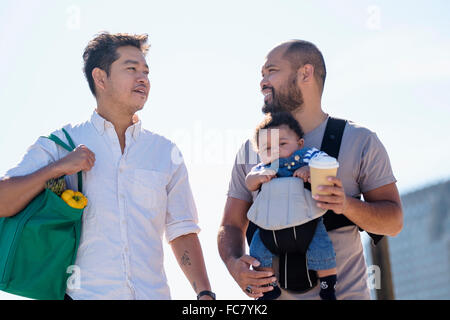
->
82;32;150;96
253;111;304;151
282;40;326;93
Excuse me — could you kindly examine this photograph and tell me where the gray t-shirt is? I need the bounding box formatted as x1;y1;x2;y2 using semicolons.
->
227;116;396;300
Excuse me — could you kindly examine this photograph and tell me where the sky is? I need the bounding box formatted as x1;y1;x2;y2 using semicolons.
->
0;0;449;300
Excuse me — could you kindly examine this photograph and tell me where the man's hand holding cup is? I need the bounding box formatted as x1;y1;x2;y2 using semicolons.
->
309;155;347;214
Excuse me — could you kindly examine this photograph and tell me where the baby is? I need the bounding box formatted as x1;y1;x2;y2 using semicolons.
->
246;111;338;300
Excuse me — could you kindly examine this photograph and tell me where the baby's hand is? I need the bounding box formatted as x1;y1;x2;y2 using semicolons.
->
293;166;310;183
245;169;276;191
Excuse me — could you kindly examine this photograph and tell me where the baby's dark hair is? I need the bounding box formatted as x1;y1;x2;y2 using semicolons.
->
253;112;304;151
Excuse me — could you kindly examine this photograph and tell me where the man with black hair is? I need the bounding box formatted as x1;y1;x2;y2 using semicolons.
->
218;40;403;300
0;32;214;300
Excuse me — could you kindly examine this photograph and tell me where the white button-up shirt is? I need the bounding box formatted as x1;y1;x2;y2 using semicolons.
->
2;111;200;299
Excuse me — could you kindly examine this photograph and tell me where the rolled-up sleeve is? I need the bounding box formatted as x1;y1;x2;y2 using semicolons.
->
227;141;254;203
164;153;200;243
358;133;397;193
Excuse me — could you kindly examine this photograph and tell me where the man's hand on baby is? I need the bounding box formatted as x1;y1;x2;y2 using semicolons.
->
293;166;310;182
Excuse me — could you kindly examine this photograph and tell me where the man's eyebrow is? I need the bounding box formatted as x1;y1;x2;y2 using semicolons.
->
264;64;277;69
261;64;278;74
123;59;149;69
262;64;278;70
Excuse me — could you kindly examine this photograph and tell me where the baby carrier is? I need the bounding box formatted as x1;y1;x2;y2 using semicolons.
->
246;117;383;292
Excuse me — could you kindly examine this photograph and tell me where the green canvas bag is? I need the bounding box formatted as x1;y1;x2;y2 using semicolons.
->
0;128;83;300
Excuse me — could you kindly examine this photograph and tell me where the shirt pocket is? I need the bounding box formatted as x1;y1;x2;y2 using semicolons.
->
131;169;169;216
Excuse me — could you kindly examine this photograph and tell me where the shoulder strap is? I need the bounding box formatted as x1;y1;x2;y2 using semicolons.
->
320;117;347;159
319;117;383;245
319;117;352;231
46;134;72;152
41;129;83;193
62;128;76;150
303;117;346;190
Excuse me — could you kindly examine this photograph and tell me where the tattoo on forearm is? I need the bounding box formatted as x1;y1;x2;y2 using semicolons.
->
193;281;197;292
181;250;192;266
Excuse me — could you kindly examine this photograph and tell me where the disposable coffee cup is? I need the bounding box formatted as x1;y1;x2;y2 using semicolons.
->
309;155;339;197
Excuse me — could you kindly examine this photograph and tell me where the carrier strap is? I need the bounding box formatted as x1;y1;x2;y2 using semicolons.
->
319;117;383;245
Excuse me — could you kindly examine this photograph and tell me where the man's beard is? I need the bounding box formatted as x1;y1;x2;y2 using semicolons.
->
262;75;304;114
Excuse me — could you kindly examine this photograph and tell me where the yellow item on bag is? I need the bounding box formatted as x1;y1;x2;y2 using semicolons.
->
61;190;88;209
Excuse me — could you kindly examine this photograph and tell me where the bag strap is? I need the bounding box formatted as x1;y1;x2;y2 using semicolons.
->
319;117;383;245
62;128;76;150
41;129;83;193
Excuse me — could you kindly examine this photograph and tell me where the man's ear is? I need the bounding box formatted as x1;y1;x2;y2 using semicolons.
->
92;67;107;92
297;64;314;83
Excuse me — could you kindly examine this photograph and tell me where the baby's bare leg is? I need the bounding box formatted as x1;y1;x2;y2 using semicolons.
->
316;267;337;278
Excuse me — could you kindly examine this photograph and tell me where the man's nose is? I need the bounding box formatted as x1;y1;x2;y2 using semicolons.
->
137;73;149;85
260;77;270;90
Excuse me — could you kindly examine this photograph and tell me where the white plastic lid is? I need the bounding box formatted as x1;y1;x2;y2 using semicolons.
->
309;155;339;169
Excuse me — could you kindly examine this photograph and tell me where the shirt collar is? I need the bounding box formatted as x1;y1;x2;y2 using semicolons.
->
130;115;142;141
91;110;107;135
91;110;142;141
